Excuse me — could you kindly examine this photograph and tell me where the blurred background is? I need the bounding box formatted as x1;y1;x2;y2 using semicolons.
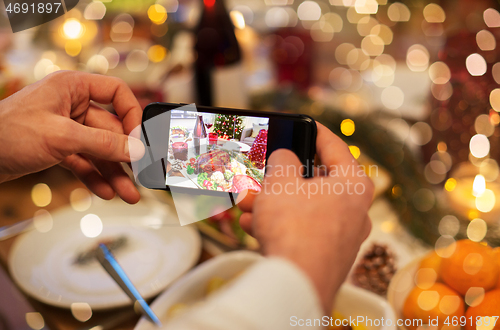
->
1;0;500;329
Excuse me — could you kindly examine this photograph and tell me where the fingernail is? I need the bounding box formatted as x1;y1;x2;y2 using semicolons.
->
126;137;145;162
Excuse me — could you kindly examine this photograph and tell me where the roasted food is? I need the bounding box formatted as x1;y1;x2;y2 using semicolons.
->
195;150;230;175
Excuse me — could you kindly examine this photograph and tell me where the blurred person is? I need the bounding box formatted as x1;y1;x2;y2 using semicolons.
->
0;71;373;329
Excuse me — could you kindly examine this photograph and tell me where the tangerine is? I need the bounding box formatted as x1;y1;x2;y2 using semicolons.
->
465;289;500;330
440;240;499;295
403;283;464;330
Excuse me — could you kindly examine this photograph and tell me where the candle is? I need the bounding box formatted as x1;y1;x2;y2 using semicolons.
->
445;163;500;222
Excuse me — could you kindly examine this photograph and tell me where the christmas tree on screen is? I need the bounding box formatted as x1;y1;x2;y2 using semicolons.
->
213;114;243;140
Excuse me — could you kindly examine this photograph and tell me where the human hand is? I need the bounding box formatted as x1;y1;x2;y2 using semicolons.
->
0;71;145;203
238;123;374;312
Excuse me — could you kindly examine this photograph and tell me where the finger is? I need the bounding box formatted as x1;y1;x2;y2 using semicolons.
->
84;103;124;134
236;189;257;212
58;120;145;163
239;212;253;235
73;72;142;135
361;216;372;241
61;155;116;200
315;122;356;168
90;158;140;204
313;165;327;177
265;149;303;180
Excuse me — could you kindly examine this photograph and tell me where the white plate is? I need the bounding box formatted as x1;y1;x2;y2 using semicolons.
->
336;284;397;330
8;198;201;310
135;251;396;330
135;251;262;330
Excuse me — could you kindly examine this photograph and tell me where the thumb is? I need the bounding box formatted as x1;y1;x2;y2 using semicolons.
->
265;149;303;180
68;124;145;162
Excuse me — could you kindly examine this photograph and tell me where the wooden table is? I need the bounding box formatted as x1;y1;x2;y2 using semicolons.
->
0;167;212;330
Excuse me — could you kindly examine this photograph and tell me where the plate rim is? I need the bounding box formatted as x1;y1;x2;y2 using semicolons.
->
7;199;202;310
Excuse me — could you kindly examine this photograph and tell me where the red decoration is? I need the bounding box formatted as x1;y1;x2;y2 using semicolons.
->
248;129;268;169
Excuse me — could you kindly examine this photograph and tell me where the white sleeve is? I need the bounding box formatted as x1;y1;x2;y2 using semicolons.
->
166;257;325;330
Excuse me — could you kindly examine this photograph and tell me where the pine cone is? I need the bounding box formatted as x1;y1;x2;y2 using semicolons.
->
351;244;397;296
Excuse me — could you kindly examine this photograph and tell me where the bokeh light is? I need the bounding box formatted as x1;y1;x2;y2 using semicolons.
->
148;4;167;25
466;53;487;76
335;43;355;65
99;47;120;70
230;10;246;29
356;16;378;36
87;55;109;74
406;44;429;72
370;24;393;45
476;30;496;51
415;268;437;289
435;235;456;258
62;18;84;40
444;178;457;192
479;159;499;182
465;287;485;307
65;40;82;57
483;8;500;28
70;188;92;212
31;183;52;207
387;2;411;22
475;114;495;137
26;313;44;330
348;145;361;159
126;50;149;72
423;4;446;23
265;7;290;28
462;252;483;275
476;189;496;213
489;88;500;112
71;302;93;322
417;290;439;311
470;134;490;158
381;86;404;110
80;214;103;238
321;12;343;32
410;122;433;146
310;21;334;42
354;0;378;14
473;174;486;197
33;210;53;233
467;218;487;242
84;2;106;20
428;61;451;84
439;295;461;315
431;82;453;101
438;215;460;236
361;34;384;56
297;1;321;21
148;45;168;63
341;119;355;136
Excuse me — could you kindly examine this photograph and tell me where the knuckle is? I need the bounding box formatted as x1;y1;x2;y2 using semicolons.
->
99;131;116;153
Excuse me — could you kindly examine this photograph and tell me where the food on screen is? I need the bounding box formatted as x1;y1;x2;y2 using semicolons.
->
166;112;268;192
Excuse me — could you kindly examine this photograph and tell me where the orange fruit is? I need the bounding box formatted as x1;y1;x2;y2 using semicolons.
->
494;247;500;289
440;239;499;295
403;283;464;330
418;250;442;282
465;289;500;330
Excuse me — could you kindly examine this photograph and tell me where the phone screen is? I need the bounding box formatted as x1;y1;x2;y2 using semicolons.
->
166;109;269;193
137;103;316;193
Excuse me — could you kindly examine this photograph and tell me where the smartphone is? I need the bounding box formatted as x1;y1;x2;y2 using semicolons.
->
135;102;316;197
